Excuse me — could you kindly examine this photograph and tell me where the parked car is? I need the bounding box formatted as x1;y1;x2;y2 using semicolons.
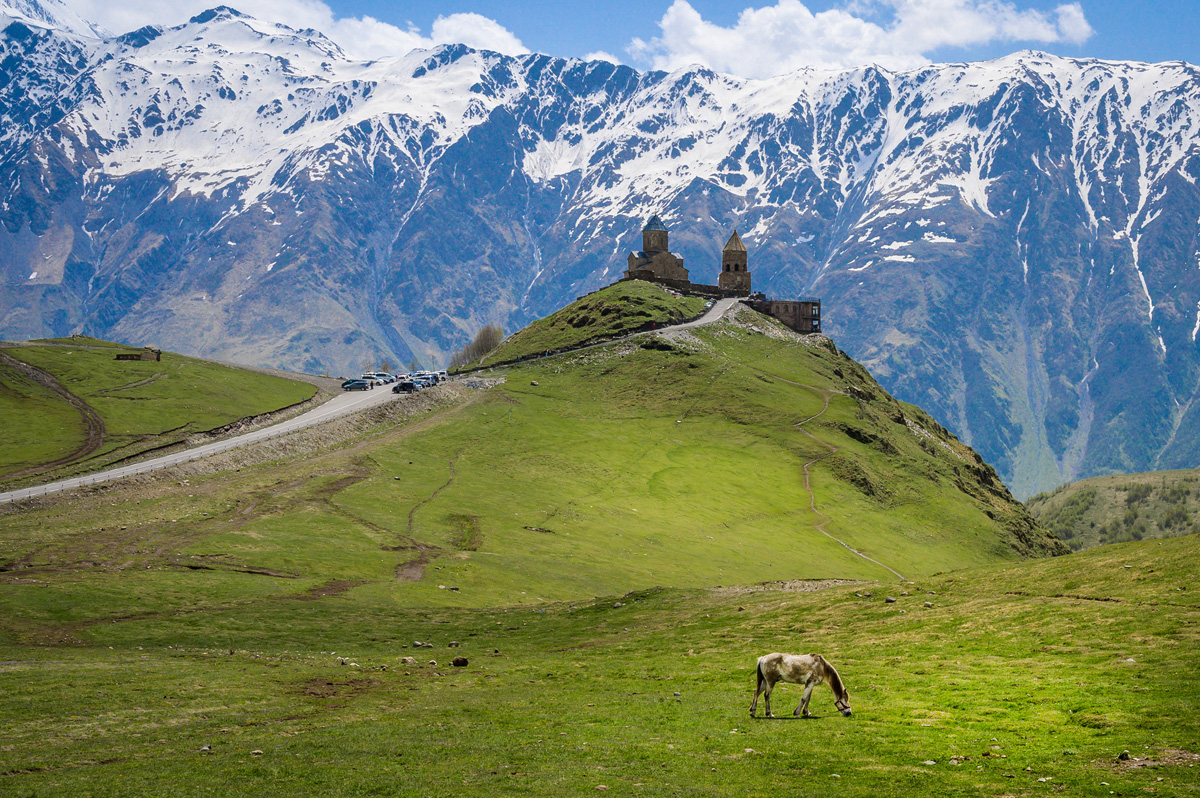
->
436;370;448;382
342;379;373;391
392;381;419;394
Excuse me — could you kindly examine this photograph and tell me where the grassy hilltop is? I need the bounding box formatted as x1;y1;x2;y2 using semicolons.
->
11;282;1186;796
473;279;709;366
0;337;318;486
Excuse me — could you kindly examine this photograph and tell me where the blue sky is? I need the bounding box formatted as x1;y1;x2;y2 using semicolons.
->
63;0;1200;77
327;0;1192;62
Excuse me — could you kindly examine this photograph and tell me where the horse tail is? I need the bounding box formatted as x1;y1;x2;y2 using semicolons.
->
756;658;765;692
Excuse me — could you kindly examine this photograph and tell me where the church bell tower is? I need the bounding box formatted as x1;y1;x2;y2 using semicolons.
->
718;230;750;294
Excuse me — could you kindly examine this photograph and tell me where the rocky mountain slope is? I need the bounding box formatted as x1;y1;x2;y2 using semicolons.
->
3;4;1200;496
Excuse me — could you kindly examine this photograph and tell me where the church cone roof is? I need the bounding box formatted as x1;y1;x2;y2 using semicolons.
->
723;230;747;252
643;214;668;232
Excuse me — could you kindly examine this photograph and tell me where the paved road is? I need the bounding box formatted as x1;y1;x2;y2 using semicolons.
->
0;296;747;506
0;384;398;504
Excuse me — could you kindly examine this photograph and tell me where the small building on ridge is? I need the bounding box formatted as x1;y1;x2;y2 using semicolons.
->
621;214;821;335
625;214;689;284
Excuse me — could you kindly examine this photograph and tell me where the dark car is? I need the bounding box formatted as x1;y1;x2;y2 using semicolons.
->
392;381;420;394
342;379;373;391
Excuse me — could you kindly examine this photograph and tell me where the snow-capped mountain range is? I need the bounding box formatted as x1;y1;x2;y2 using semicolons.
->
4;3;1200;497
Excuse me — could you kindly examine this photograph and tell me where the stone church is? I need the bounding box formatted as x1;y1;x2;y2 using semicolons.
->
621;214;821;335
625;214;689;283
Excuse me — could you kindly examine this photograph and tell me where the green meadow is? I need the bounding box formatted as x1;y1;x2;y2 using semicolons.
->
1;285;1191;795
0;337;317;484
1;536;1196;796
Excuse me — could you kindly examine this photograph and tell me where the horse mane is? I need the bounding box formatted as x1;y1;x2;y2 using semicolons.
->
817;655;846;698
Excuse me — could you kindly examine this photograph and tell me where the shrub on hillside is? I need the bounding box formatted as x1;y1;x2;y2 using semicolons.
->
1125;483;1153;506
1160;483;1190;504
449;324;504;369
1160;503;1190;529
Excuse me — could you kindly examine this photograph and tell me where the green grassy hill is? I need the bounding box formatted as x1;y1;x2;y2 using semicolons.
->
0;285;1133;795
471;280;709;367
0;288;1063;605
0;337;319;486
1027;468;1200;550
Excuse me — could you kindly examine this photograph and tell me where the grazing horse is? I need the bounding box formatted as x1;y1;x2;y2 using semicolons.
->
750;653;852;718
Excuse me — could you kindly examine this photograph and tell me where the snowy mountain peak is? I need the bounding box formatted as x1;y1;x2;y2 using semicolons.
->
188;6;252;25
5;19;1200;498
0;0;106;39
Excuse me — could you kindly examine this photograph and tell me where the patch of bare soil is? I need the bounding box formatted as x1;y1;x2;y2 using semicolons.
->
396;554;433;582
301;677;378;700
288;579;365;600
712;578;865;597
1117;749;1200;769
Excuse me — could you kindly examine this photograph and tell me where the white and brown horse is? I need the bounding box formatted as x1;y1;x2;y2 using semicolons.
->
750;652;852;718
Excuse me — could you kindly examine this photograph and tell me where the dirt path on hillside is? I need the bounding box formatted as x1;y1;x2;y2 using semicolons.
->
791;388;906;581
393;457;461;582
0;349;106;481
694;315;905;581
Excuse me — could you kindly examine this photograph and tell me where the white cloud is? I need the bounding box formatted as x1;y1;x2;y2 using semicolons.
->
584;50;621;64
58;0;527;59
628;0;1095;78
428;12;527;55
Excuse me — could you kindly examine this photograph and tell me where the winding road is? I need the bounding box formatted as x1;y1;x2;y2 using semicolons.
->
0;297;743;506
0;384;397;505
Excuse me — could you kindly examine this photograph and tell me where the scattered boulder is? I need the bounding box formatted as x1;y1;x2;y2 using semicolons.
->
924;601;933;608
400;656;416;665
452;656;469;667
448;641;460;648
531;380;539;386
1118;750;1132;761
885;596;897;603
